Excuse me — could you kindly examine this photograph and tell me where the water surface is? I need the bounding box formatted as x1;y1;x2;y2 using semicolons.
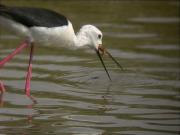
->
0;1;180;135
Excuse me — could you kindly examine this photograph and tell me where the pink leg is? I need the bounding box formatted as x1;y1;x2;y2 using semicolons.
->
0;81;5;93
25;43;37;103
0;40;29;68
0;91;4;107
0;81;5;106
0;40;29;93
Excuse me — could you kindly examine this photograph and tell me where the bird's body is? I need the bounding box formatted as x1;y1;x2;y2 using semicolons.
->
0;16;75;47
0;4;123;103
0;5;79;48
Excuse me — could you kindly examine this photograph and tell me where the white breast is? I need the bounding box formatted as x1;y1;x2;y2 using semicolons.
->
0;17;76;48
30;21;76;47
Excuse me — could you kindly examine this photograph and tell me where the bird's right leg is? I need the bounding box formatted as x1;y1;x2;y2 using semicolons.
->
0;40;29;93
25;43;37;103
0;81;5;93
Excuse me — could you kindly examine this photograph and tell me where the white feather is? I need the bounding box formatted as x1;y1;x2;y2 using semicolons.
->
0;16;103;50
0;16;31;39
30;21;76;48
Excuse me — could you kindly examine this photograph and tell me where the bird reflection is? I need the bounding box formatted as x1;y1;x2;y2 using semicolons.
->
0;91;36;124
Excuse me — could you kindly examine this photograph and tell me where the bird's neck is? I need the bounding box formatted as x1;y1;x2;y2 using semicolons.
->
73;34;87;48
73;28;89;49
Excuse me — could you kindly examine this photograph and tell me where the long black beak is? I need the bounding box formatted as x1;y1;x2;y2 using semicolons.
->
105;50;124;71
95;45;124;81
98;45;123;71
95;49;112;81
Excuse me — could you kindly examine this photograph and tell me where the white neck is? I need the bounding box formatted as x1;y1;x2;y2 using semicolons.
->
74;33;88;48
73;29;90;49
70;24;101;49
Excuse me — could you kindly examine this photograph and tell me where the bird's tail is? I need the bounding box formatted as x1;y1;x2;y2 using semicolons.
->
0;4;9;15
0;4;8;11
0;4;6;8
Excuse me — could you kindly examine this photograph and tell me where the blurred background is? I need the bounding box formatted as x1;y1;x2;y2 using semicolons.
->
0;0;180;135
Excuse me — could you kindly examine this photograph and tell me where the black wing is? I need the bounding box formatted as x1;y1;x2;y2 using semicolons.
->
0;4;68;27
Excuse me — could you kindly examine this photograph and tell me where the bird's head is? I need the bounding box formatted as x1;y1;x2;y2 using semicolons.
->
77;25;123;80
77;25;102;49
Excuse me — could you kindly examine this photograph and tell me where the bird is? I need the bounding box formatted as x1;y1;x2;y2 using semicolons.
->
0;4;123;103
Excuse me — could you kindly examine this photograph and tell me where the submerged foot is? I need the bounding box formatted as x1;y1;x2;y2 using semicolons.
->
27;95;37;104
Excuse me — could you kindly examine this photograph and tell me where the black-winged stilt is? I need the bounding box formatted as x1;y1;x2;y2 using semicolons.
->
0;4;123;102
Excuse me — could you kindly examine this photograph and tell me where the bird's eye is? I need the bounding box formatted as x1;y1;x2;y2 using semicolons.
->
98;34;102;39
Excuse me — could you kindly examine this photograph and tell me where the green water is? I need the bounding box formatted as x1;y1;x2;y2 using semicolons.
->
0;1;180;135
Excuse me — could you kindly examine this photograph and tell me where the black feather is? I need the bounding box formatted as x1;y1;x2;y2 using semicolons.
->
0;5;68;27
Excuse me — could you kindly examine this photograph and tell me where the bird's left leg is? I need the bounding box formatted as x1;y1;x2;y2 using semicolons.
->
0;40;29;68
25;43;36;103
0;40;29;93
